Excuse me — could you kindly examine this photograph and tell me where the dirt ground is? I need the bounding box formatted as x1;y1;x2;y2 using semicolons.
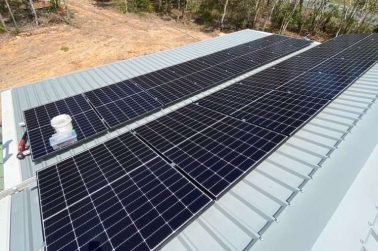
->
0;0;215;90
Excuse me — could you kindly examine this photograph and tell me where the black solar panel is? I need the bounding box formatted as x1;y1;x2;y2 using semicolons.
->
135;104;286;197
274;56;326;72
85;81;162;128
38;133;211;251
231;91;329;135
25;95;108;160
277;72;359;100
308;58;375;76
197;84;270;115
241;68;302;89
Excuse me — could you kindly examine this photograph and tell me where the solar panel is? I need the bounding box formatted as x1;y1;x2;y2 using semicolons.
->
334;35;378;60
38;132;211;251
230;91;329;135
25;35;311;160
135;104;286;197
85;81;162;128
197;84;271;115
273;56;326;72
263;38;312;55
138;36;310;106
277;71;360;100
24;95;108;160
194;34;377;137
241;68;302;89
308;58;376;76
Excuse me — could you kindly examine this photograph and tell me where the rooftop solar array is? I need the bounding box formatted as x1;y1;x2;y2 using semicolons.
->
198;33;378;136
36;33;378;251
24;35;311;160
38;133;211;251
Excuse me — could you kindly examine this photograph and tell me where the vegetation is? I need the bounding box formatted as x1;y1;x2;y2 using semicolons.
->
100;0;378;38
1;0;377;39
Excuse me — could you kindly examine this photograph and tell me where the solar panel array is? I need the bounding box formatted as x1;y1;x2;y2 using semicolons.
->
38;133;211;251
36;33;378;251
24;35;311;160
197;33;378;136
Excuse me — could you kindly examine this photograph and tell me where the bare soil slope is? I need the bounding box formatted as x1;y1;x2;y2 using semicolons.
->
0;0;214;90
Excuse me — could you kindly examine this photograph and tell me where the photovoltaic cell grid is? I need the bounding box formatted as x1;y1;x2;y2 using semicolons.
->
25;35;311;160
24;95;107;160
231;91;329;135
84;81;162;128
37;132;211;251
127;36;310;108
197;33;378;137
135;104;286;197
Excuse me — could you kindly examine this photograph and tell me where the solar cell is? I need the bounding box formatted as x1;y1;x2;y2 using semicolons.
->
25;95;108;160
38;133;211;251
135;104;286;197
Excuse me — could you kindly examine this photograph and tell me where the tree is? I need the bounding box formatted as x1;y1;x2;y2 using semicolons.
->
25;0;38;25
4;0;17;29
0;11;8;32
220;0;229;29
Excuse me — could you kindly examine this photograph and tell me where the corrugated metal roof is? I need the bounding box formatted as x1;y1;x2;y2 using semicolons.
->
2;29;377;251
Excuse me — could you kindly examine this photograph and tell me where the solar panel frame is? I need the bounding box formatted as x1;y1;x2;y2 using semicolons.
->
37;132;213;251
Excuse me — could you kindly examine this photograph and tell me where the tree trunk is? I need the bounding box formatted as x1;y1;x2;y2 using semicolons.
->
0;12;8;31
4;0;17;29
27;0;38;25
124;0;128;13
63;0;70;18
297;0;304;34
355;0;369;32
263;0;277;30
336;0;350;36
252;0;261;28
220;0;229;30
280;0;300;34
313;0;327;32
